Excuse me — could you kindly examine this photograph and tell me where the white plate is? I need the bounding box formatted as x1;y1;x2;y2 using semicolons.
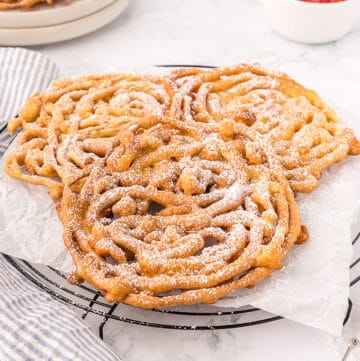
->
0;0;129;46
0;0;116;28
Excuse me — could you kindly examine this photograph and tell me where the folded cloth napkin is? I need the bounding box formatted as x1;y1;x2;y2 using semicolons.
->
0;47;121;361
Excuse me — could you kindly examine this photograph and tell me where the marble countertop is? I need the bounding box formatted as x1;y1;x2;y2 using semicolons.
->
31;0;360;360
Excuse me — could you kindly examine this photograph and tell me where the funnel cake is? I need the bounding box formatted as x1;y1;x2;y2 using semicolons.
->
58;116;307;308
5;73;175;199
0;0;54;10
169;64;360;192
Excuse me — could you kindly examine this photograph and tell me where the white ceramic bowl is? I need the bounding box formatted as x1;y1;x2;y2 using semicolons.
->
263;0;360;44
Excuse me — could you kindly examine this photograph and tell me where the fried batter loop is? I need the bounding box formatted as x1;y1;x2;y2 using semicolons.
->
169;64;360;192
0;0;54;10
58;117;307;308
5;73;175;199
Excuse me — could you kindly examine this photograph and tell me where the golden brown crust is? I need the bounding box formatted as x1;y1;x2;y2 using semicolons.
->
5;73;176;199
0;0;53;10
7;66;359;197
168;64;360;192
5;64;359;308
58;116;306;308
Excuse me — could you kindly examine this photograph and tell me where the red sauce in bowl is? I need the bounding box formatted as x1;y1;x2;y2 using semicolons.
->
301;0;345;3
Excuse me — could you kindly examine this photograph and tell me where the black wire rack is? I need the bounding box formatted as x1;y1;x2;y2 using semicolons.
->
1;65;360;340
2;231;359;339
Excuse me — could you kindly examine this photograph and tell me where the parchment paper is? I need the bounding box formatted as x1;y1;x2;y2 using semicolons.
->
0;71;359;336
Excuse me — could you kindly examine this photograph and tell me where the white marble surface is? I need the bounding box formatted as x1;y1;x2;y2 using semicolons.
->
28;0;360;360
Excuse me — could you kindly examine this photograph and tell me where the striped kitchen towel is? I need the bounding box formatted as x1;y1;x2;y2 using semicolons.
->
0;47;121;361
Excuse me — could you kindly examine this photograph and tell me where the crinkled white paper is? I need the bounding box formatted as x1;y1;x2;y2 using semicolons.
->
0;139;74;272
0;78;359;336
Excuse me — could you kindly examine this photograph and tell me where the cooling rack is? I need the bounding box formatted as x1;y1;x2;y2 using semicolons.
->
3;234;359;339
1;65;360;340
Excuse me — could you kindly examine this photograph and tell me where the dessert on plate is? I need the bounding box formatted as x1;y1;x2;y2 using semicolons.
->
0;0;54;10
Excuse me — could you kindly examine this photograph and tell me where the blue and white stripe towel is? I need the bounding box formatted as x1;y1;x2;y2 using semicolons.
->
0;47;121;361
